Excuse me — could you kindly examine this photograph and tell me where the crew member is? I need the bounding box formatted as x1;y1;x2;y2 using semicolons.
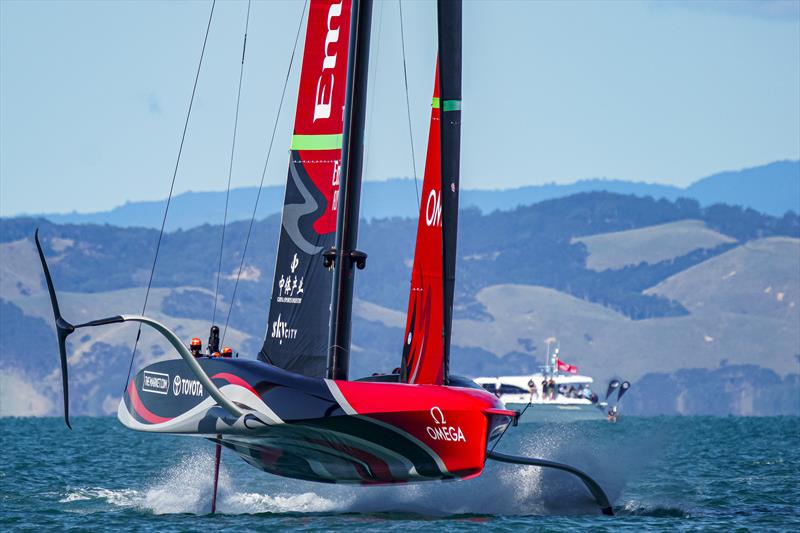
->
528;379;538;399
189;337;202;358
221;346;233;358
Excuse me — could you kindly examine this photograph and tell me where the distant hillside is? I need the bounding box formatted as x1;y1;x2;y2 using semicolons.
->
685;161;800;218
645;237;800;319
574;220;737;271
22;160;800;229
1;191;798;417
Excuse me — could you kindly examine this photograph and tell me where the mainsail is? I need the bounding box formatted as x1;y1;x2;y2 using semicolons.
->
402;0;462;385
259;0;353;377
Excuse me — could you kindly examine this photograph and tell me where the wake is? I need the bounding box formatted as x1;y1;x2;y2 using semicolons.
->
59;423;669;517
60;454;343;515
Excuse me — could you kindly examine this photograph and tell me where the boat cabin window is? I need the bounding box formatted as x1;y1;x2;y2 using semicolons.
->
498;384;529;395
480;383;529;395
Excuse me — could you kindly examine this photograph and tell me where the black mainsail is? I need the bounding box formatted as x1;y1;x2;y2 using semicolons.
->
258;0;353;377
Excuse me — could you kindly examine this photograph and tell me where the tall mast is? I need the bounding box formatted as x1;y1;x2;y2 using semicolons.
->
438;0;462;384
326;0;373;380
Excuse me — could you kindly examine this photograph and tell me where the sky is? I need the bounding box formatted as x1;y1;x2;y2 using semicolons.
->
1;0;799;216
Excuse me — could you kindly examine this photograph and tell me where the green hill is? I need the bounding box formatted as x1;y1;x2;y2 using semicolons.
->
574;219;737;271
645;237;800;320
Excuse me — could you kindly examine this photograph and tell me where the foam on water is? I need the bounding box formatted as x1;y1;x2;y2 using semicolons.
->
60;452;345;516
57;423;665;517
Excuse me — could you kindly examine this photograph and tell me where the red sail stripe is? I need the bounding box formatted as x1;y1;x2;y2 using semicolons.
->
128;380;172;424
293;0;352;235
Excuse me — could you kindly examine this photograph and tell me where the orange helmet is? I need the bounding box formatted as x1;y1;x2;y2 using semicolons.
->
221;347;233;358
211;351;220;358
190;338;202;347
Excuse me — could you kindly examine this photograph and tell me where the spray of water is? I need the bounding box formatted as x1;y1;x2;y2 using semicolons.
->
59;423;671;517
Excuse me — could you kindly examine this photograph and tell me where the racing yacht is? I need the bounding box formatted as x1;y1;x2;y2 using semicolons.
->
36;0;614;515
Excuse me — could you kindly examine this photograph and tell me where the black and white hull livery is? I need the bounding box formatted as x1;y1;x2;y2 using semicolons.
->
121;357;514;485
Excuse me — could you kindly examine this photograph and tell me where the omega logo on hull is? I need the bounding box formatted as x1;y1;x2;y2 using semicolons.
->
426;405;466;443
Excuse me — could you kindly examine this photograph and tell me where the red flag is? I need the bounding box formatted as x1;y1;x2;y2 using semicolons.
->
556;359;578;374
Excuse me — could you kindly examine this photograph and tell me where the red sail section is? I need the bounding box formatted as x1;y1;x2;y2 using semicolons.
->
401;67;445;385
259;0;352;377
292;0;351;233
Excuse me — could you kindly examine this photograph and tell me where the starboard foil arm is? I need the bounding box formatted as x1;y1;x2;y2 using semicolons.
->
486;450;614;516
34;230;245;427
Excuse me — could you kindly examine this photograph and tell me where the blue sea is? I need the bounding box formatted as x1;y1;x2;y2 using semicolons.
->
2;416;798;531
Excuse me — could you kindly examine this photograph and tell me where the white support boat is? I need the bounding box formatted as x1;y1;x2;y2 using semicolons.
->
475;346;615;423
474;372;606;423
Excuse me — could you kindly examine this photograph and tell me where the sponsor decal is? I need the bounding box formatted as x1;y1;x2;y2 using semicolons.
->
313;0;344;122
277;253;306;304
172;374;204;397
331;160;341;212
142;371;169;395
425;189;442;227
271;313;298;345
426;405;466;443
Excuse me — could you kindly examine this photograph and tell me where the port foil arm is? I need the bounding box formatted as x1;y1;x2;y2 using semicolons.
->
487;450;614;516
35;229;244;429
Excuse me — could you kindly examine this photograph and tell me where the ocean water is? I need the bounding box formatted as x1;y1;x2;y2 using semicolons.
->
1;416;798;531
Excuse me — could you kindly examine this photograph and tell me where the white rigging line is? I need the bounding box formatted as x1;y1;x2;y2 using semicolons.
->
213;0;252;328
221;0;309;347
362;0;385;184
398;0;421;210
124;0;217;391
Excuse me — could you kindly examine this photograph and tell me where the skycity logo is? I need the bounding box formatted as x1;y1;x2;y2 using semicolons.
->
313;0;343;122
425;406;466;443
271;314;298;345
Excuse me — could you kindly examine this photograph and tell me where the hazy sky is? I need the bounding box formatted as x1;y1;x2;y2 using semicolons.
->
2;0;799;216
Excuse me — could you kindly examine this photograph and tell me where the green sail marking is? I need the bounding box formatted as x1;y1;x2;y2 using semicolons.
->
290;133;343;151
431;97;461;111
